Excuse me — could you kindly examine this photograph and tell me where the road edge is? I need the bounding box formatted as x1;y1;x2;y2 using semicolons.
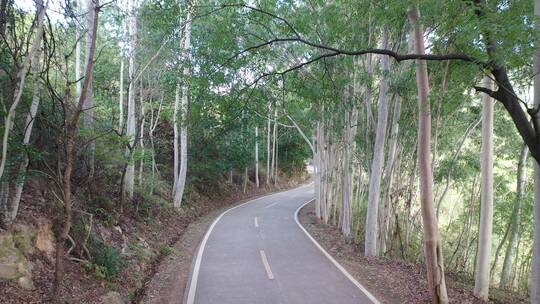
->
294;200;381;304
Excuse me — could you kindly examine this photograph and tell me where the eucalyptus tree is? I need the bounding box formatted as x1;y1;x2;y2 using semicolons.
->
474;76;494;300
123;0;138;199
365;30;390;256
173;0;194;208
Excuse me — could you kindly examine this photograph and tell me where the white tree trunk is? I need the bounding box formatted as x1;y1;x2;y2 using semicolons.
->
1;48;42;226
255;126;259;188
408;7;449;304
266;101;271;185
75;0;82;102
474;76;494;301
341;87;355;238
173;83;180;188
271;105;277;184
84;0;95;178
123;0;137;199
173;2;193;208
380;95;401;254
0;0;46;182
138;80;145;186
119;58;124;131
500;144;528;289
364;30;390;257
531;1;540;301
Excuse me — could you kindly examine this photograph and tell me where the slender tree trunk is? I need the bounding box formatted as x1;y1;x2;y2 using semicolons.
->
500;144;528;289
365;30;390;257
138;80;145;186
255;126;259;188
173;1;193;207
52;1;98;301
84;0;95;178
380;95;401;254
118;58;124;131
266;101;271;185
243;167;248;193
0;48;41;226
341;87;354;238
173;83;180;188
0;0;46;182
75;0;82;102
123;0;137;199
408;7;449;304
271;104;277;184
530;1;540;300
474;76;494;301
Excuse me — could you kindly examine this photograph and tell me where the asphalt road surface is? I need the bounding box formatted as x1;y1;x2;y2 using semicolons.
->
185;184;379;304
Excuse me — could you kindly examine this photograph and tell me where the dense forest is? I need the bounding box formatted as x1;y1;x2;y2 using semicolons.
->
1;0;540;303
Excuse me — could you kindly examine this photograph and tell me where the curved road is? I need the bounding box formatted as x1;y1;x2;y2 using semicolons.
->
185;184;379;304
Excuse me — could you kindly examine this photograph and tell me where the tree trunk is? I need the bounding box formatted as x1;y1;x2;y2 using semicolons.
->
123;0;137;199
52;1;98;301
266;101;271;185
530;1;540;301
84;0;95;178
271;104;277;184
138;80;145;186
0;0;47;182
474;75;494;301
243;167;248;193
408;7;449;304
255;126;259;188
75;0;82;102
365;30;390;257
500;144;528;289
119;57;124;132
380;94;401;254
0;48;41;226
341;87;353;238
173;1;193;207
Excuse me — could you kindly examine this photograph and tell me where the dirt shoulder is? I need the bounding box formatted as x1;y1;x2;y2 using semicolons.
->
298;202;526;304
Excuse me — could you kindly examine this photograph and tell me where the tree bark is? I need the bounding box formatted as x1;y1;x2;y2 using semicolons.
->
266;101;271;185
255;126;259;188
52;1;98;301
408;7;449;304
0;0;47;182
530;1;540;301
365;30;390;256
173;0;193;207
118;57;124;132
500;144;528;289
341;86;353;238
123;0;138;199
0;46;41;226
380;94;401;254
84;0;95;178
474;75;494;301
138;80;145;186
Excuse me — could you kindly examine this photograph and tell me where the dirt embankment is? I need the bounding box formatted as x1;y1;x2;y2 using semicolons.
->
0;174;307;304
298;202;527;304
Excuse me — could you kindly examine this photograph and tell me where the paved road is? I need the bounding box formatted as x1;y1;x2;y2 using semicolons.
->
185;184;378;304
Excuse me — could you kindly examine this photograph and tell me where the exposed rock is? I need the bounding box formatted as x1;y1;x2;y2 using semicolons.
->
100;291;125;304
0;232;32;283
35;219;55;260
18;276;35;290
12;223;36;256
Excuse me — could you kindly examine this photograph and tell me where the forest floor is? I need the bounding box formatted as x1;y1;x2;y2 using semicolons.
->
0;174;307;304
298;202;528;304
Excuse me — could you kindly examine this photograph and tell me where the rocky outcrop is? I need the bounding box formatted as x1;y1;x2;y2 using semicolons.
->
0;218;54;290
